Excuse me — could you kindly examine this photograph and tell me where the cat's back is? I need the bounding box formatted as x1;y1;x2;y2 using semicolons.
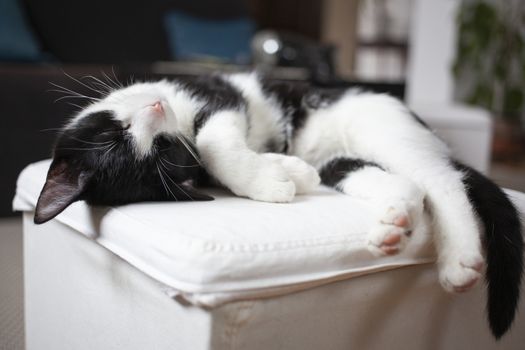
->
177;74;246;111
224;73;295;153
223;73;349;153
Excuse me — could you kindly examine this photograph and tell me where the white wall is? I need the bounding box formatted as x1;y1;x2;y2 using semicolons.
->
406;0;459;106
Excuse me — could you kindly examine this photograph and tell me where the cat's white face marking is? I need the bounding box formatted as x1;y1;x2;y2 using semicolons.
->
106;82;179;157
74;81;180;158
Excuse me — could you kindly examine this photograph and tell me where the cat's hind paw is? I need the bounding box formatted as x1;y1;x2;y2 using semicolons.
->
367;200;421;257
439;253;484;293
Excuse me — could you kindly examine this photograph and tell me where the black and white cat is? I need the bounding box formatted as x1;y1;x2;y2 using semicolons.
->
35;72;523;339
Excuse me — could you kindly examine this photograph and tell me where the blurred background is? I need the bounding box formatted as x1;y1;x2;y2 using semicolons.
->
0;0;524;348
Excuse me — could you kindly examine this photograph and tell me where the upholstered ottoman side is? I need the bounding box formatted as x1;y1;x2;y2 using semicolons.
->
15;161;525;350
22;212;213;350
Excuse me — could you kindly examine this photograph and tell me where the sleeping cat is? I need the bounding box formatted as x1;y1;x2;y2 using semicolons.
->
35;72;523;339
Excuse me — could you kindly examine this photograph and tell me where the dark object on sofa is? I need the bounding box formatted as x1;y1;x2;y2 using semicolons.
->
252;31;337;83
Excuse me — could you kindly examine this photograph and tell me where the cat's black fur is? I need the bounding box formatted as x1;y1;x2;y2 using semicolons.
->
319;157;382;188
454;161;524;338
261;79;346;136
261;79;310;134
34;111;212;225
179;75;247;133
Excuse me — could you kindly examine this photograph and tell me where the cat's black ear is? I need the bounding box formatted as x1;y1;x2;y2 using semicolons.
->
179;181;214;201
34;159;93;224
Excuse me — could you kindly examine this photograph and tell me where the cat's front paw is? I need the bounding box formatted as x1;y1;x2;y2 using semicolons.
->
439;253;484;293
245;161;296;203
261;153;320;194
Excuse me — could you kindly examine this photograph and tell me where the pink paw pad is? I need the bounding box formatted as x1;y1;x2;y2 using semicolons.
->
393;215;409;227
379;232;402;255
368;199;424;258
382;232;402;245
461;259;484;272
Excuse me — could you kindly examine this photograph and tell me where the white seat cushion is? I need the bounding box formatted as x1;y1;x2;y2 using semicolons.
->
14;160;436;306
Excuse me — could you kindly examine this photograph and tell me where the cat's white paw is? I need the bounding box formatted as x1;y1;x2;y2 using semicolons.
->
261;154;320;194
367;201;417;256
245;161;296;203
439;253;484;293
365;177;425;257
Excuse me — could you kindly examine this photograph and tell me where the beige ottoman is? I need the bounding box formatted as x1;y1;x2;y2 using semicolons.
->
14;160;525;350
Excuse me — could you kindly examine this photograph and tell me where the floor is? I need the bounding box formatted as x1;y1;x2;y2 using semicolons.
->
0;218;24;350
490;160;525;193
0;162;524;350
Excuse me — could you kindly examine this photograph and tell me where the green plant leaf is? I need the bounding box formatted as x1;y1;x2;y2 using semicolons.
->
453;0;525;118
503;87;524;119
467;83;493;110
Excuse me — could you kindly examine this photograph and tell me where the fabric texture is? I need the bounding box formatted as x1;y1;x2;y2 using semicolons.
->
14;160;439;305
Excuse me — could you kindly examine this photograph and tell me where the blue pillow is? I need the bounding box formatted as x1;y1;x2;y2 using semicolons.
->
0;0;41;61
164;11;254;64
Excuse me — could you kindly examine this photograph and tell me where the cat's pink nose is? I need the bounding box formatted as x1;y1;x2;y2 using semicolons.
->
152;101;164;114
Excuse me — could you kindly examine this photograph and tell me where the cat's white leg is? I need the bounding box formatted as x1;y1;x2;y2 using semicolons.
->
326;162;426;256
261;153;320;194
196;110;296;202
351;103;485;291
292;93;484;292
358;120;485;291
353;131;485;292
416;167;485;293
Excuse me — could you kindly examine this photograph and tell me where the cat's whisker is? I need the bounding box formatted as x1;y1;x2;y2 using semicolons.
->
39;127;64;133
83;75;114;92
156;163;170;195
89;81;113;94
62;70;106;97
47;88;77;95
102;71;120;89
49;82;101;101
67;102;85;110
157;161;194;201
54;95;99;103
102;142;118;157
86;85;106;96
56;142;117;152
111;66;124;88
102;69;123;89
175;134;203;166
50;81;99;100
48;88;93;99
161;157;200;168
156;162;178;201
66;135;115;146
158;157;170;171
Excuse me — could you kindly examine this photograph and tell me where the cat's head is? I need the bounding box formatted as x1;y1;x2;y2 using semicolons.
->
34;81;213;225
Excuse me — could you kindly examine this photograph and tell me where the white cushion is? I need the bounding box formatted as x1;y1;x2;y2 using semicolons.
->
14;160;436;306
